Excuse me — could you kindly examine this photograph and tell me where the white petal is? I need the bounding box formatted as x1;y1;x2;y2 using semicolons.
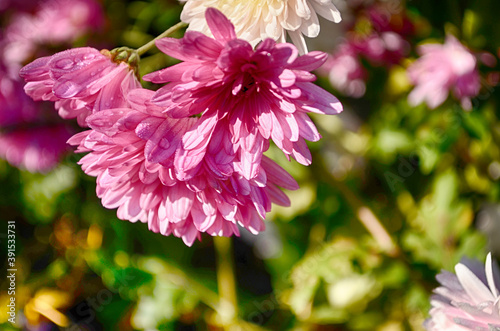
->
310;0;342;23
486;253;500;298
455;263;496;305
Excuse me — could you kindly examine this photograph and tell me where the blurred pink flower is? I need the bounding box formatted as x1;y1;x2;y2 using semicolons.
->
0;125;72;173
0;69;38;126
366;4;415;38
0;0;104;172
351;31;409;66
425;253;500;330
69;88;298;246
20;47;141;127
320;44;367;98
2;0;103;65
144;8;342;180
407;35;480;110
0;62;71;172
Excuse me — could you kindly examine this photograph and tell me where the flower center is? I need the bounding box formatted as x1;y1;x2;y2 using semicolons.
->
239;62;260;94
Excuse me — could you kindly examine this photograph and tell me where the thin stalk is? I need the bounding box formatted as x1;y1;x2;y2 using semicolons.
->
312;154;399;257
214;236;238;326
136;22;187;56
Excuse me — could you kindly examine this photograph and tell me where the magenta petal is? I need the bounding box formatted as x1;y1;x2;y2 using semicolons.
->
292;139;312;165
182;111;218;151
19;56;51;80
266;183;292;207
205;7;237;43
86;108;132;135
261;156;299;190
152;37;196;63
295;111;321;142
290;51;328;71
298;82;343;115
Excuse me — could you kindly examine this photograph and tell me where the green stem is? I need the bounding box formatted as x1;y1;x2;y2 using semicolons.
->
214;236;238;326
136;22;187;56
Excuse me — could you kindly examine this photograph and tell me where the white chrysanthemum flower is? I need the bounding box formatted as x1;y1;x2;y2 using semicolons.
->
425;253;500;330
179;0;342;54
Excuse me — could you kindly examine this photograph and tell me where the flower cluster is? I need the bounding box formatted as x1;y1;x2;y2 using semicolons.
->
320;4;412;97
20;8;342;244
425;253;500;330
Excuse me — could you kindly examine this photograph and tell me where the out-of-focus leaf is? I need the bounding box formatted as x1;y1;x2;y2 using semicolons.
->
22;165;77;221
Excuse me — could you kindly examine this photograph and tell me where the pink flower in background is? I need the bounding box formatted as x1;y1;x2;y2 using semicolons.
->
425;253;500;330
0;0;39;13
0;0;105;172
319;4;412;98
180;0;341;54
320;44;367;98
2;0;103;65
70;88;298;246
407;35;480;110
351;31;409;66
144;8;342;180
0;62;71;172
0;68;38;126
366;4;415;38
20;47;141;127
0;125;72;173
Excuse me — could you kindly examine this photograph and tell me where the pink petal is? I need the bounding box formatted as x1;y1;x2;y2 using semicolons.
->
205;7;237;43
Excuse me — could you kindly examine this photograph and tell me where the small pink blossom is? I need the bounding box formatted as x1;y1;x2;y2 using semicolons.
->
425;253;500;330
69;88;298;246
407;35;480;110
320;44;367;98
20;47;141;126
144;8;342;180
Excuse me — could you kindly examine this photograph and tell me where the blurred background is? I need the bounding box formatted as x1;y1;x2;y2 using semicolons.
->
1;0;500;330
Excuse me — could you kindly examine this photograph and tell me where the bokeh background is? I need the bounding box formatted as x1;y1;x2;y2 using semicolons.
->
1;0;500;330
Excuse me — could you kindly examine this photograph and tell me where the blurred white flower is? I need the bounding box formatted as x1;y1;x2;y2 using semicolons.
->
425;253;500;330
179;0;342;53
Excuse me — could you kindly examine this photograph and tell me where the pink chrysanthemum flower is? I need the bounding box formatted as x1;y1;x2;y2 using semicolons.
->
19;47;141;127
425;253;500;330
407;35;480;110
180;0;341;54
69;88;298;246
144;8;342;180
